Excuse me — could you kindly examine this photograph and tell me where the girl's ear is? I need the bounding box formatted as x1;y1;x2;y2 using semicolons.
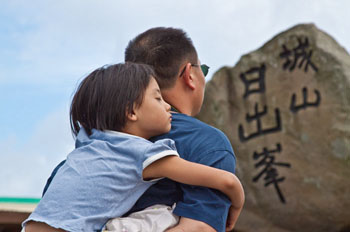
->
126;108;138;122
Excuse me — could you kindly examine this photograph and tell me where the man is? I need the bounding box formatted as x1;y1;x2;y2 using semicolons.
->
123;27;239;232
42;27;241;231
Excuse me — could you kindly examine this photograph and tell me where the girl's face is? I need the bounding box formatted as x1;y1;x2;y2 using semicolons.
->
133;77;172;139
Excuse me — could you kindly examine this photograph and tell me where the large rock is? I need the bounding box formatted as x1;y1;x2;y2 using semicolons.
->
197;24;350;232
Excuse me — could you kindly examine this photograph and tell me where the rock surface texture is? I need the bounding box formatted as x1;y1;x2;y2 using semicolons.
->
197;24;350;232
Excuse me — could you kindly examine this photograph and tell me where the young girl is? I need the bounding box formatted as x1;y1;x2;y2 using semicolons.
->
22;63;244;232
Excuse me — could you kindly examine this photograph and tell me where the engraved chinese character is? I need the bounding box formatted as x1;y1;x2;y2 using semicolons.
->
240;63;266;99
290;87;321;113
238;103;282;142
252;143;291;203
280;37;318;73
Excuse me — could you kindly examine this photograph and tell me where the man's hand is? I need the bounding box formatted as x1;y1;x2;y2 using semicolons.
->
166;217;216;232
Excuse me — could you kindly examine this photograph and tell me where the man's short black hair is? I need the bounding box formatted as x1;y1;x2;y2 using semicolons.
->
125;27;198;89
70;62;154;136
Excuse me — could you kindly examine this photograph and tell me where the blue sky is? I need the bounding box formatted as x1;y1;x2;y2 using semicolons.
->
1;0;349;197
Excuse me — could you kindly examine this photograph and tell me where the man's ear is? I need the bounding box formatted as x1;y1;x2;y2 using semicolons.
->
182;63;195;90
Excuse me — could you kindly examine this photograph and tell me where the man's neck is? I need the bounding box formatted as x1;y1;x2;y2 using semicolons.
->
162;88;194;116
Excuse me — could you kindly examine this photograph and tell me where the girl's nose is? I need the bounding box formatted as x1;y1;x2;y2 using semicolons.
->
164;101;171;112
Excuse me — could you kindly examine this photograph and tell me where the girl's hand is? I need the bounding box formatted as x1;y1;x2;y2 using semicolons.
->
226;204;243;231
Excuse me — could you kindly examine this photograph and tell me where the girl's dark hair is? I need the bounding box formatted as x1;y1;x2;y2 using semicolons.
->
70;62;154;136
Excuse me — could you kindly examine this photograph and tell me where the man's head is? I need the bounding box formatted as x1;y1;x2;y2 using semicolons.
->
125;27;206;116
125;27;198;89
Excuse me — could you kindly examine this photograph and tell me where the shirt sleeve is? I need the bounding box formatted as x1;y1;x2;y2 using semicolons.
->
173;149;236;232
142;138;179;172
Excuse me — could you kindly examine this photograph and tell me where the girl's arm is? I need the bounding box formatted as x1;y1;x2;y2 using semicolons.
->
143;155;245;213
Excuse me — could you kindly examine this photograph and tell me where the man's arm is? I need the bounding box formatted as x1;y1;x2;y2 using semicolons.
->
42;160;66;197
25;221;65;232
173;151;237;232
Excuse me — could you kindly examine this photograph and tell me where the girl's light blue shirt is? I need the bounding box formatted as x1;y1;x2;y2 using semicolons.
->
23;128;178;232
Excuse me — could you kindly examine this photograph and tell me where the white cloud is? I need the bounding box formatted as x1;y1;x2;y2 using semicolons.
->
2;0;349;84
1;0;350;198
0;106;74;197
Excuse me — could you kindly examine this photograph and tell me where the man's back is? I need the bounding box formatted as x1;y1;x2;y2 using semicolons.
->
128;112;236;232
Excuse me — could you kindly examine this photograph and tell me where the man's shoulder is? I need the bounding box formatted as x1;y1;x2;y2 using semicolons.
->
172;113;219;131
172;113;229;141
165;113;234;158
